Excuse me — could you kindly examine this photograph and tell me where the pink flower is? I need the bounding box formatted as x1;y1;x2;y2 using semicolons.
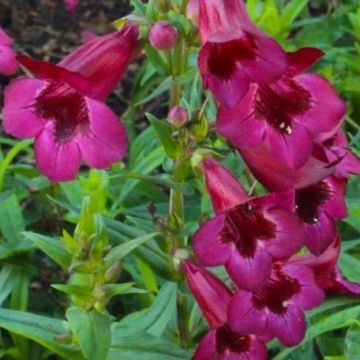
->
0;27;18;75
63;0;79;14
149;21;178;50
228;262;324;347
217;48;346;170
295;176;347;255
193;159;304;290
236;129;359;192
235;141;337;192
198;0;287;108
290;236;360;295
183;261;268;360
322;130;360;179
3;24;139;182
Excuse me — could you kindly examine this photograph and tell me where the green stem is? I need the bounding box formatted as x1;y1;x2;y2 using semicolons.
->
177;292;191;347
0;140;33;192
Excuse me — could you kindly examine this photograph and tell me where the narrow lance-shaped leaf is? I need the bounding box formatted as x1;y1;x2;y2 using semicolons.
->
23;232;72;268
0;308;82;359
104;232;159;266
66;306;112;360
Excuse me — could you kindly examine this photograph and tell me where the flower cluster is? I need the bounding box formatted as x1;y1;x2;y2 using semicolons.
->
185;0;360;358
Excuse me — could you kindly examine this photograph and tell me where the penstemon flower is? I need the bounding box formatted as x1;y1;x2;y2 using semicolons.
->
290;236;360;295
3;23;138;182
193;159;304;290
0;26;18;75
228;261;324;347
198;0;287;109
217;48;346;170
183;261;268;360
295;176;347;255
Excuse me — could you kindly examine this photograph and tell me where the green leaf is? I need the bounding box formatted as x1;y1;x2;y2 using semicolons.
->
0;193;25;244
105;232;158;266
273;305;360;360
345;322;360;360
52;285;94;301
108;330;191;360
0;266;18;306
146;113;182;159
0;308;81;359
282;0;309;28
135;76;172;106
23;232;72;268
66;306;112;360
105;283;147;296
116;282;177;337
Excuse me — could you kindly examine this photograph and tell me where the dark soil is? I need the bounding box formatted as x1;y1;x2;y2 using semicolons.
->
0;0;132;112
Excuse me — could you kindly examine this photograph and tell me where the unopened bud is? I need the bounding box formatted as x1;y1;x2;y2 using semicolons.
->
186;0;199;25
149;21;177;50
104;261;122;283
168;106;188;128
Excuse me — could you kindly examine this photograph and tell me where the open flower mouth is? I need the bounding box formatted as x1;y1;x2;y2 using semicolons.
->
207;34;257;80
35;80;89;143
221;202;277;257
295;181;331;224
215;325;250;355
255;78;311;135
252;264;301;314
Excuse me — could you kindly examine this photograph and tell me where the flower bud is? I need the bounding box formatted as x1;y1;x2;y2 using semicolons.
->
149;21;177;50
186;0;199;25
168;106;188;128
183;260;232;328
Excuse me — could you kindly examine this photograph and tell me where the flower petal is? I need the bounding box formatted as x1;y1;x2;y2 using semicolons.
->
0;44;19;75
304;211;337;256
265;208;304;259
287;47;324;74
217;84;266;148
77;99;127;169
0;27;13;46
228;292;267;335
203;158;249;214
267;306;305;347
284;263;325;310
226;248;272;290
263;121;313;169
193;215;232;266
35;123;81;182
199;43;251;109
296;73;346;137
193;330;217;360
3;77;46;138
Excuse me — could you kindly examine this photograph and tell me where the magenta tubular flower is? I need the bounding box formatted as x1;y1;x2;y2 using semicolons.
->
193;159;304;290
149;21;178;50
217;47;346;170
290;236;360;295
198;0;287;109
0;27;19;75
295;176;347;255
183;261;268;360
3;24;138;182
322;130;360;179
63;0;79;14
228;262;325;347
